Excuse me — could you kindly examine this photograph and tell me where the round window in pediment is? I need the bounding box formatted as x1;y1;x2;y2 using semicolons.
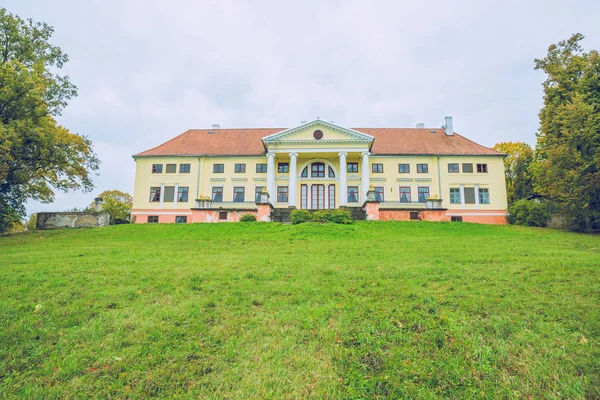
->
313;130;323;140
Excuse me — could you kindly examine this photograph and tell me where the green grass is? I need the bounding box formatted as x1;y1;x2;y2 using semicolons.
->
0;222;599;399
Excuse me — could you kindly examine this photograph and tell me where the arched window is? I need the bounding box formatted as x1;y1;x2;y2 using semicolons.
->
311;162;325;178
300;162;336;179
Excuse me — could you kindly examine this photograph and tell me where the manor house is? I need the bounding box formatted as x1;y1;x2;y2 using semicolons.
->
131;118;507;224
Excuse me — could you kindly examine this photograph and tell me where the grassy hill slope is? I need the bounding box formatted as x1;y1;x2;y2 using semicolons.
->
0;222;599;399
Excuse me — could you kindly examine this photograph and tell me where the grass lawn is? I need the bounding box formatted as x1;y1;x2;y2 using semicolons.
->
0;222;599;399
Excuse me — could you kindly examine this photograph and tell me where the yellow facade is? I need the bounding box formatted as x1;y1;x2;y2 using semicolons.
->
133;154;506;209
132;120;508;221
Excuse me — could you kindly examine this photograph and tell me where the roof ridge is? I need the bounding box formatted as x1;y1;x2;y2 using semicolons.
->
134;129;193;156
452;132;502;154
187;128;287;131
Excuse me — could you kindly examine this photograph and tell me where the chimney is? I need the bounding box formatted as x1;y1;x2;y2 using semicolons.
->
444;116;454;136
416;123;425;128
212;124;220;129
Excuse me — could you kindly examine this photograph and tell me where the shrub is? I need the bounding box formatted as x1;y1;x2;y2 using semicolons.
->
240;213;257;222
311;210;330;223
290;209;312;224
290;209;353;224
508;199;550;227
327;209;353;224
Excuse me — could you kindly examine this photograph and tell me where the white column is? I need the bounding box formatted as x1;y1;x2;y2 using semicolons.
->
474;184;480;210
459;184;465;210
308;184;312;209
338;152;348;206
159;183;165;209
266;152;276;205
289;152;298;207
174;184;179;209
361;151;370;202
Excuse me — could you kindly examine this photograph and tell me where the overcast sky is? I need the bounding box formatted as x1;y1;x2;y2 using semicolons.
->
5;0;600;214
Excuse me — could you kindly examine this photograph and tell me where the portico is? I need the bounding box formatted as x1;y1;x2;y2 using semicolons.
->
262;120;374;209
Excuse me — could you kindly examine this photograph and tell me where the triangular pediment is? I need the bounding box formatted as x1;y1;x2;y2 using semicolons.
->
262;120;374;144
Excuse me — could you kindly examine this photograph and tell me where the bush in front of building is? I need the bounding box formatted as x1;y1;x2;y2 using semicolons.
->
290;209;353;224
508;199;550;227
311;210;331;223
290;210;312;224
327;209;353;224
240;213;257;222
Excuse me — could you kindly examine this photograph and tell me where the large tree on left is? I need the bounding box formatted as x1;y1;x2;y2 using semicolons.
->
0;8;98;233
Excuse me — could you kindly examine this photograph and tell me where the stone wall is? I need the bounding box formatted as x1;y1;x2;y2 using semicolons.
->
36;212;110;230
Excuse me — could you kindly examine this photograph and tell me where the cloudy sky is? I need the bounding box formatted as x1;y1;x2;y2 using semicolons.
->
5;0;600;214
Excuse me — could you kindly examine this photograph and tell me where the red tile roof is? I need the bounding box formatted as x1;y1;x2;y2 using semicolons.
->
134;128;501;157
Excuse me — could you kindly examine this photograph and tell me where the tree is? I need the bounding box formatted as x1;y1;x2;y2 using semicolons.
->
507;199;550;227
0;9;99;234
533;33;600;232
89;190;132;224
2;219;24;235
492;142;534;204
24;212;36;230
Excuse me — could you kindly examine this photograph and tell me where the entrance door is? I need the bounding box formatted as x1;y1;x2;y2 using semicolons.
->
311;184;326;209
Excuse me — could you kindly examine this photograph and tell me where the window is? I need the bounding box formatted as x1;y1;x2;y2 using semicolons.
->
147;216;159;223
233;187;245;202
165;164;176;173
301;185;308;209
329;184;335;209
479;188;490;204
213;164;224;173
255;186;264;202
348;186;359;203
451;216;463;222
179;163;191;173
278;162;289;173
372;163;383;173
328;166;335;178
398;163;410;173
418;187;430;203
477;163;488;173
448;163;459;173
149;187;161;202
256;163;267;173
410;211;419;220
399;187;411;203
311;162;325;177
152;164;163;173
219;211;227;220
417;164;428;173
464;188;476;204
301;167;308;178
212;187;223;202
235;163;246;173
178;187;189;202
175;216;187;223
348;163;358;173
277;186;289;203
163;186;175;202
462;163;473;173
449;188;461;204
374;187;384;202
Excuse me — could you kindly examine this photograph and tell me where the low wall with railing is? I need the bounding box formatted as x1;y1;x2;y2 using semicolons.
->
379;202;427;210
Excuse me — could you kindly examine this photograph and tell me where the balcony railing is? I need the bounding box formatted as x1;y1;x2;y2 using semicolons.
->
199;201;258;210
379;202;426;209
